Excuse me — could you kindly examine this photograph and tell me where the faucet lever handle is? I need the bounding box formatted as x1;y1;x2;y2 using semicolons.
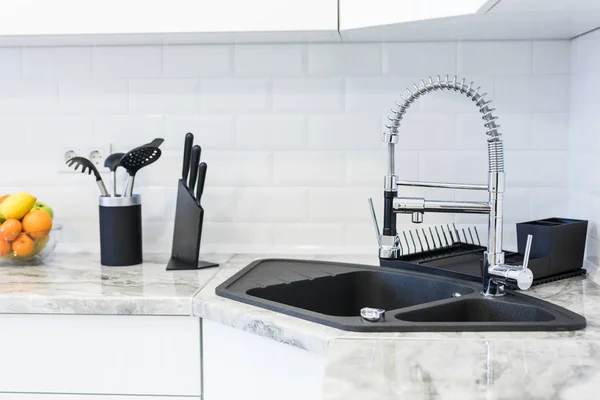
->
522;234;533;270
368;198;382;247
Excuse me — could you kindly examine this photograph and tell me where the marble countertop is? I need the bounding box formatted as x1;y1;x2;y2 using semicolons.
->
192;254;600;400
0;253;230;315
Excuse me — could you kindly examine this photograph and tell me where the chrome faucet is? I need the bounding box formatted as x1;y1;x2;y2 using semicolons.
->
372;75;533;297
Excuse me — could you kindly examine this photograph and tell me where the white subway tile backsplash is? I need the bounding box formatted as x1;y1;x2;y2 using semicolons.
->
93;46;161;78
24;47;91;79
202;222;271;246
0;80;57;114
235;115;306;150
0;40;574;254
273;151;345;186
200;78;270;113
531;113;569;150
273;78;344;113
501;114;532;150
0;48;21;79
271;223;345;247
94;115;165;147
419;151;488;183
59;79;127;114
163;45;232;77
309;43;382;77
310;187;381;223
395;113;457;150
505;151;568;186
308;114;381;150
235;44;305;77
236;187;309;222
533;41;570;74
458;41;532;75
495;75;570;113
26;116;94;146
129;79;198;114
165;115;234;150
383;42;457;76
530;188;568;219
200;151;273;186
345;77;423;114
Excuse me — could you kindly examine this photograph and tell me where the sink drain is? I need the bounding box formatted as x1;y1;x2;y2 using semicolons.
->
361;307;386;322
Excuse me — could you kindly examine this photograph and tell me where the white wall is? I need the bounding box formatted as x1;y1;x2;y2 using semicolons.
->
0;41;570;254
569;29;600;282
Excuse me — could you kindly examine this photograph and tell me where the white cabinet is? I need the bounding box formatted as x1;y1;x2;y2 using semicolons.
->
0;314;201;397
202;320;325;400
0;0;339;45
340;0;487;31
340;0;600;41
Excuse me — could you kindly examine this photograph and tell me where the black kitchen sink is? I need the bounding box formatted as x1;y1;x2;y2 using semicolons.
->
247;270;474;317
216;259;586;332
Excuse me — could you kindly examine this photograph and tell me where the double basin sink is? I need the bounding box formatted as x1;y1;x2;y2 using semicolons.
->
216;259;586;332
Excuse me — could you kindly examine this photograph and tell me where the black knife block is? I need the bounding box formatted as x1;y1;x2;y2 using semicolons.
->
167;179;218;270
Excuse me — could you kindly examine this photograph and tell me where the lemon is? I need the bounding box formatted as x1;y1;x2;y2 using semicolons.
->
0;193;37;220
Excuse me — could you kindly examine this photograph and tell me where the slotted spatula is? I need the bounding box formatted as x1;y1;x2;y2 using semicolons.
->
120;145;162;197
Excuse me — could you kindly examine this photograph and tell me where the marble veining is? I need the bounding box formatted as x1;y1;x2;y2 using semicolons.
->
322;339;600;400
0;253;230;315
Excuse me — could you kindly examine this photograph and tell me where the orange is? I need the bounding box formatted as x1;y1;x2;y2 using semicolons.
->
12;234;34;257
0;195;9;205
0;240;11;256
22;210;53;239
0;219;22;242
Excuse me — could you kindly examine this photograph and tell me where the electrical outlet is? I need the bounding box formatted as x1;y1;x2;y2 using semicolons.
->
60;147;80;173
87;143;112;169
60;144;112;173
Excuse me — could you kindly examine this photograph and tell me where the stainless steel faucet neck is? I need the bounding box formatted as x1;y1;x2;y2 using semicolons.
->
375;75;533;297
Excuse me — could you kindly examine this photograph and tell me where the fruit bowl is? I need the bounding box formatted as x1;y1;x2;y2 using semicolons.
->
0;224;62;264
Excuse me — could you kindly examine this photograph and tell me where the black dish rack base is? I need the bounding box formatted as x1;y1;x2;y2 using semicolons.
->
380;242;586;287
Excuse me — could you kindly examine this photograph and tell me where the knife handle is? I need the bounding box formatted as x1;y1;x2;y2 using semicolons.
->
196;162;207;204
188;145;201;194
182;133;194;183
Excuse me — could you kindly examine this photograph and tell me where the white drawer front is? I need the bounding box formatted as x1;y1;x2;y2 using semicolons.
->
0;314;201;396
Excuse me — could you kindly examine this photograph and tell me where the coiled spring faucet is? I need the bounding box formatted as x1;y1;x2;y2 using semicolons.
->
372;75;533;297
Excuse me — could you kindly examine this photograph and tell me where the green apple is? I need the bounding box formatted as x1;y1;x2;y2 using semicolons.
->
31;201;54;219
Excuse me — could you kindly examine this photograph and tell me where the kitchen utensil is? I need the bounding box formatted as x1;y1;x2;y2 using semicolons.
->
120;145;162;197
149;138;165;148
196;162;207;206
167;133;218;271
104;152;124;197
181;133;194;185
66;156;109;197
99;196;142;266
188;145;201;195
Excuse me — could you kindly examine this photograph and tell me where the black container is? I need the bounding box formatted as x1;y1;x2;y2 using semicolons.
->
99;195;143;266
517;218;588;276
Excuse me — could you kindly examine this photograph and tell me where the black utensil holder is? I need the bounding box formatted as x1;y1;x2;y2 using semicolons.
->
517;217;588;276
167;179;218;270
99;195;143;267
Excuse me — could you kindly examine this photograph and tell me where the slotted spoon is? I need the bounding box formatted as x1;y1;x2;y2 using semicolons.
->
120;145;162;197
